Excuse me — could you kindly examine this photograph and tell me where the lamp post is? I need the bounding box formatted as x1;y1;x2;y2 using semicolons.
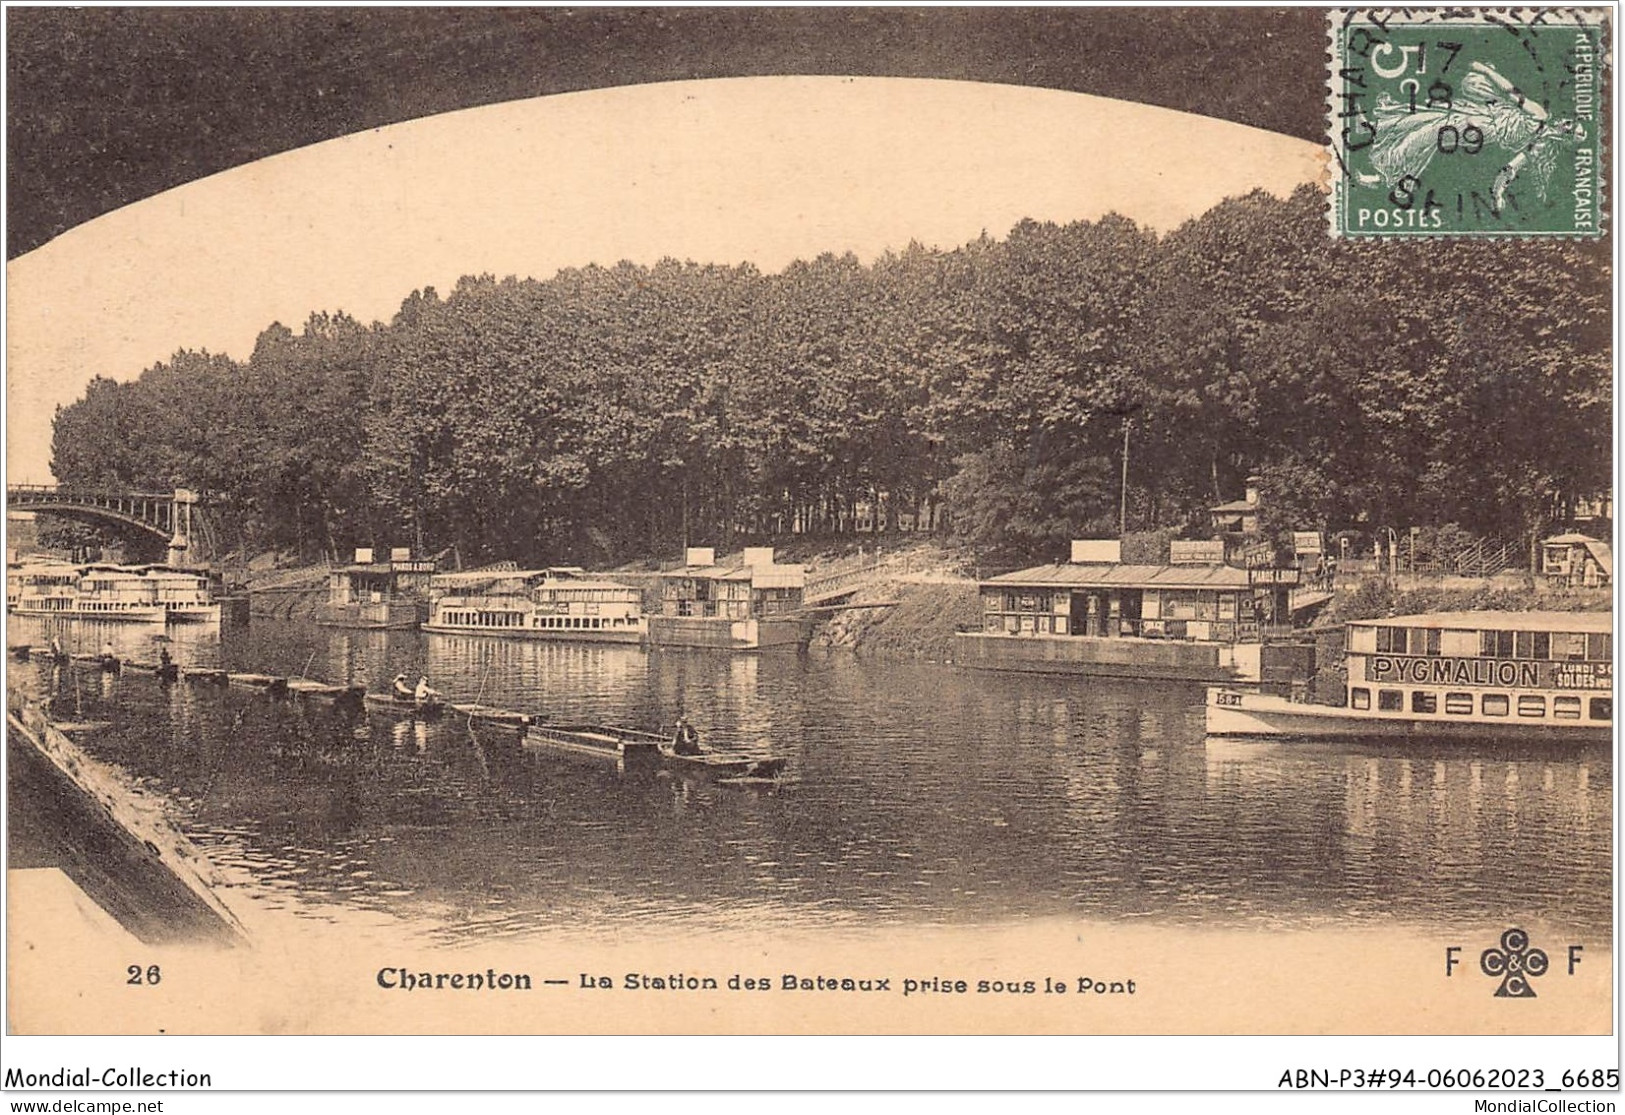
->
1119;419;1131;537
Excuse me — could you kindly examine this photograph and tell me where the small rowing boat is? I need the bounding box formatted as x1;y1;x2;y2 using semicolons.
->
446;703;531;726
9;644;72;664
362;692;445;719
122;659;179;683
66;652;122;673
285;678;367;702
524;722;663;761
523;721;787;779
662;750;789;779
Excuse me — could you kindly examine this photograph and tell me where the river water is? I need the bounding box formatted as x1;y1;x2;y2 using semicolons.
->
7;615;1613;946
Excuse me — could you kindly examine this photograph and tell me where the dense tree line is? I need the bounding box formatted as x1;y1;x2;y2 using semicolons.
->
47;186;1610;567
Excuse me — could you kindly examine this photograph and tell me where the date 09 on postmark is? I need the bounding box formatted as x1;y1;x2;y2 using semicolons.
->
1330;8;1606;237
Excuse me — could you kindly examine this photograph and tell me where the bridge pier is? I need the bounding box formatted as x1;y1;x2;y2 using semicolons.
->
166;489;197;567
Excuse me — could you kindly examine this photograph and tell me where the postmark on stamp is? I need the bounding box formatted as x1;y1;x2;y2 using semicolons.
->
1329;8;1607;237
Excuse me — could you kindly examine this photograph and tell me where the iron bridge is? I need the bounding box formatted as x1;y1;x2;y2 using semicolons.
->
6;485;216;564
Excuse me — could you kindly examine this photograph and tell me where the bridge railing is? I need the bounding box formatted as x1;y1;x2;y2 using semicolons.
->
804;551;924;601
9;486;181;504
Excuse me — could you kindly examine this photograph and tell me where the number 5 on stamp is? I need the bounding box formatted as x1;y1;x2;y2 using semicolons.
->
1329;8;1605;237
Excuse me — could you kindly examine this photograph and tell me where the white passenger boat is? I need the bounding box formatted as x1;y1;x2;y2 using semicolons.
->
6;561;103;615
145;567;222;622
8;562;219;624
8;562;222;623
423;567;647;643
1207;611;1612;742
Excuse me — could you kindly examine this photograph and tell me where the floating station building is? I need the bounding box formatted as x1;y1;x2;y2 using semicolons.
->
317;547;436;629
649;547;808;650
957;538;1305;682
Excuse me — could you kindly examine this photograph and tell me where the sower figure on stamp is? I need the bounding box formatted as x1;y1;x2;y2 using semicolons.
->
1360;61;1583;212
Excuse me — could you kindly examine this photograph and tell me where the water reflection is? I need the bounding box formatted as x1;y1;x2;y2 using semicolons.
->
6;614;1612;946
9;614;223;669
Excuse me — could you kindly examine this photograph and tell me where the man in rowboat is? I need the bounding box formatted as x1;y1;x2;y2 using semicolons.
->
391;673;414;702
672;715;701;756
414;675;442;710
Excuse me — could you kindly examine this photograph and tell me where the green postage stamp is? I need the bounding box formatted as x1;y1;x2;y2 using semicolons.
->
1330;7;1606;236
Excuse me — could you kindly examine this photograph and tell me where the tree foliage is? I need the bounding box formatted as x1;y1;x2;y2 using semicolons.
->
48;186;1610;566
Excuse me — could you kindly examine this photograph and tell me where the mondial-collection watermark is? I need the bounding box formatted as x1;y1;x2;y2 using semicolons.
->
3;1068;211;1089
